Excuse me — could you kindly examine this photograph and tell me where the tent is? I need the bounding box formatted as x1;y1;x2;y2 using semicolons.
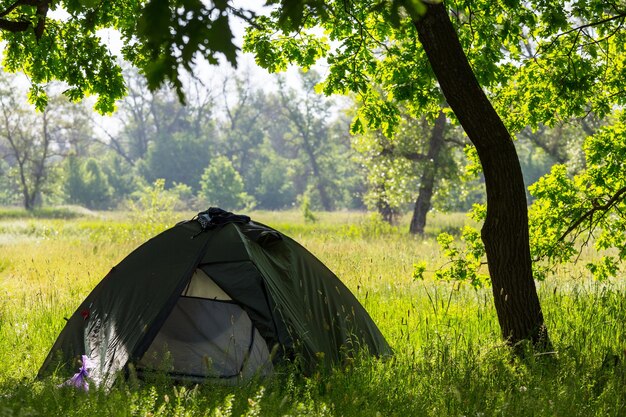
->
38;208;391;387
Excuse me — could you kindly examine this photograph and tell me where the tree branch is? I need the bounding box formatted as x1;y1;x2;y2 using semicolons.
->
0;0;49;39
538;12;626;57
35;0;49;39
0;0;38;18
0;17;29;32
443;136;467;147
556;12;626;39
558;186;626;242
380;146;427;161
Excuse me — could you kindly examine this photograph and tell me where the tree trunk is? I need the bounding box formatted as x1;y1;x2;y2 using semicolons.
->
29;108;51;210
375;183;396;224
17;160;33;210
410;110;446;235
413;2;549;347
302;139;333;211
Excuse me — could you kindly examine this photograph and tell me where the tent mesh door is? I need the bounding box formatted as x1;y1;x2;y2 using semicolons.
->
138;270;272;380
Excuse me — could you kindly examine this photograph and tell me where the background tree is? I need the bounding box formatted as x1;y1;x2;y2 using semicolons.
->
141;131;212;191
0;75;89;209
63;155;113;209
408;111;452;235
354;105;470;234
99;68;215;166
216;73;285;204
99;154;142;205
214;70;362;211
274;71;335;210
198;155;253;210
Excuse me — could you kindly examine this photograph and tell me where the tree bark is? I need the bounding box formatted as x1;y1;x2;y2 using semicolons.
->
375;183;397;224
410;110;446;235
413;2;549;347
301;137;333;211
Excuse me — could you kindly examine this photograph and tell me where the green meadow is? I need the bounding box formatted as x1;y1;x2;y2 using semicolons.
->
1;209;625;416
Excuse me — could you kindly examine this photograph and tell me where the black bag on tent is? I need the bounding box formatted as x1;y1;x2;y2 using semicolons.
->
38;209;392;387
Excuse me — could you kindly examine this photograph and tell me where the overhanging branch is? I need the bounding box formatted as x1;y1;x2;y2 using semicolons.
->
0;17;29;32
0;0;49;39
558;186;626;242
380;146;426;161
0;0;38;18
538;12;626;57
554;12;626;39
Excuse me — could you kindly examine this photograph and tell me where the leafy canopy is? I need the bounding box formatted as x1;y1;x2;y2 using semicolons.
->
0;0;246;111
3;0;626;121
529;111;626;281
245;0;626;135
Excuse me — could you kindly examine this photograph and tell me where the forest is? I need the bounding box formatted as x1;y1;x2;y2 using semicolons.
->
0;65;560;223
1;0;626;416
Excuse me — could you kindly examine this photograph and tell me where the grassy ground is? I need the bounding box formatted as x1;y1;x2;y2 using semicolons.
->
0;208;625;416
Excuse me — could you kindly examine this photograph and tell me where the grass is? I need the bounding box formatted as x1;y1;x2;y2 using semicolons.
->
0;208;625;416
0;206;94;220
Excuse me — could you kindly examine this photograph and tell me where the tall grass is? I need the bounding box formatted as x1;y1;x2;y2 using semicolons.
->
0;210;624;416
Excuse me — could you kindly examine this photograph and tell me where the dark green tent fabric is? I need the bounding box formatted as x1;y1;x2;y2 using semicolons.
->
242;233;390;367
38;210;391;387
39;221;213;386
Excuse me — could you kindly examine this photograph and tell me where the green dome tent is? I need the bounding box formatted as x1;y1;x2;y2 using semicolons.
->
39;208;391;387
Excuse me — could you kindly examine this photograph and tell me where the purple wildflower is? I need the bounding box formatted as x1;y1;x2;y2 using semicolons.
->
59;355;94;392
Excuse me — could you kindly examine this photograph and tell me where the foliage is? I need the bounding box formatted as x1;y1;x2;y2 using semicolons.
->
128;179;177;228
142;132;212;192
100;154;141;204
427;108;626;284
254;160;298;210
1;10;125;112
428;144;486;213
529;110;626;281
169;182;197;211
353;124;423;215
198;156;254;211
132;0;239;100
300;194;317;223
0;0;238;111
245;2;440;135
63;155;113;210
414;204;488;288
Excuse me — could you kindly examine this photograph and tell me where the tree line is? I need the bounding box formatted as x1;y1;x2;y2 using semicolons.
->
0;66;564;237
0;69;363;213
